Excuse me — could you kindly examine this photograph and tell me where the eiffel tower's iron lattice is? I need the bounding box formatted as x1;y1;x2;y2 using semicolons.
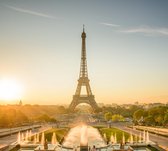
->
69;26;99;111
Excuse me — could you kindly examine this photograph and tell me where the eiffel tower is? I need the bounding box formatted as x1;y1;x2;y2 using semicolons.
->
69;26;99;111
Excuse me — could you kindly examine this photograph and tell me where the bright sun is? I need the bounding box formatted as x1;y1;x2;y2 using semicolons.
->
0;79;23;101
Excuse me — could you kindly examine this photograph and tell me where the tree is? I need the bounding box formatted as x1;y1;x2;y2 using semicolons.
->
38;114;51;122
154;115;164;126
104;112;112;121
163;113;168;126
112;114;124;122
133;109;144;122
144;116;155;126
0;113;10;127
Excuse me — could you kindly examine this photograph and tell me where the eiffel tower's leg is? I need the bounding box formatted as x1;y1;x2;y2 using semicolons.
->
75;82;82;95
88;95;99;111
69;95;79;111
86;82;92;96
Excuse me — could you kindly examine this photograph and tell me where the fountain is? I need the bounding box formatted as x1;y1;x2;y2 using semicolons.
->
110;133;114;144
122;133;125;144
143;130;146;143
33;134;37;144
135;135;137;143
17;132;21;144
103;133;107;141
127;138;130;143
80;125;88;151
139;132;142;143
51;132;57;144
114;133;117;144
25;130;29;142
21;133;24;141
62;124;106;148
37;133;39;143
15;123;155;151
130;133;133;144
80;125;88;146
29;130;32;138
41;132;45;145
146;131;149;144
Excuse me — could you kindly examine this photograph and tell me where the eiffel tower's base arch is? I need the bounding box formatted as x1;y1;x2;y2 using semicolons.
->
69;95;99;112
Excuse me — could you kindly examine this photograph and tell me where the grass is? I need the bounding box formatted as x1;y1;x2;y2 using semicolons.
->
98;127;138;143
31;127;69;143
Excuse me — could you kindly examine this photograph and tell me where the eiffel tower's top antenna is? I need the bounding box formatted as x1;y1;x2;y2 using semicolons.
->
83;24;85;32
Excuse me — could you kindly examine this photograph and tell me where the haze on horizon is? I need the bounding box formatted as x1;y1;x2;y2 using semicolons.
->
0;0;168;105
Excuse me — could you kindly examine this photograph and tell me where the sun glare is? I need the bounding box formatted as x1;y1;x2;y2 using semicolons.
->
0;79;23;101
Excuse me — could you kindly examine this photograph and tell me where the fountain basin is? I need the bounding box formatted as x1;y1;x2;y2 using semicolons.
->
62;124;106;148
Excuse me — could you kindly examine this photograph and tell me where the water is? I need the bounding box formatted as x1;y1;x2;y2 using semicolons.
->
139;132;142;143
62;124;106;148
21;133;24;141
41;132;45;144
130;133;133;144
143;131;146;142
17;132;21;143
33;135;37;144
16;125;152;151
122;133;125;144
36;133;39;143
80;125;88;146
110;133;114;143
146;131;149;143
114;133;117;144
51;132;57;144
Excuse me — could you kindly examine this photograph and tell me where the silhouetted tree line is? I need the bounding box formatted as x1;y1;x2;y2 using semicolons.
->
0;108;28;127
0;105;66;127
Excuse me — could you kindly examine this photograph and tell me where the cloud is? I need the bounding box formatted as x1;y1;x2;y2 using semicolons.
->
101;22;168;37
5;5;56;19
120;26;168;36
100;22;120;27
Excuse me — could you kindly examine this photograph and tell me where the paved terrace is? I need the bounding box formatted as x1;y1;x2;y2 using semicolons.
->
0;125;41;138
132;125;168;137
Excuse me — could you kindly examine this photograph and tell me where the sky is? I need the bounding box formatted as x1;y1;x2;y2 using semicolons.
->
0;0;168;105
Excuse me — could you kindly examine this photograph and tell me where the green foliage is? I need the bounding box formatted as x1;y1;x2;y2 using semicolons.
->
133;106;168;126
154;115;163;125
44;128;68;142
37;114;57;122
0;108;28;127
31;128;68;142
99;127;136;143
0;105;67;127
163;113;168;125
101;105;143;118
133;109;144;122
112;114;124;122
104;112;112;121
144;116;155;126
